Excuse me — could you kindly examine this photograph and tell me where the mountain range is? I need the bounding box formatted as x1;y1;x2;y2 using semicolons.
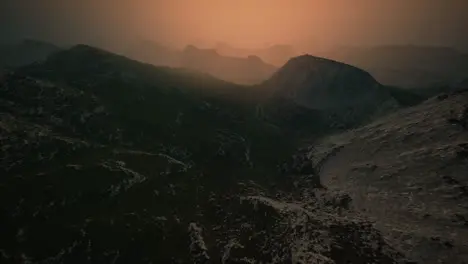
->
124;40;278;85
7;39;467;92
215;42;298;66
0;42;466;263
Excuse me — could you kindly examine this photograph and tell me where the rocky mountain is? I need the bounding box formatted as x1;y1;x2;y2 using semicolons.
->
259;55;423;134
308;89;468;264
263;55;389;109
319;45;468;89
0;45;296;263
14;44;283;160
0;39;61;69
1;44;463;263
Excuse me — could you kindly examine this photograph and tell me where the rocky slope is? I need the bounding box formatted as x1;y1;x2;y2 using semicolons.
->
0;45;418;263
263;55;394;109
259;55;424;136
308;89;468;263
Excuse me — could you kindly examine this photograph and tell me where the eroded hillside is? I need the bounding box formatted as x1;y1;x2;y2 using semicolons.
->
309;89;468;263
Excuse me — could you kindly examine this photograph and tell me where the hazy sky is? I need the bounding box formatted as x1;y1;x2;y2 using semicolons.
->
1;0;468;51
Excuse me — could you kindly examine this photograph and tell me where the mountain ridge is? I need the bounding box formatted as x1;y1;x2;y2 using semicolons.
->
258;54;426;135
0;44;459;263
124;41;278;85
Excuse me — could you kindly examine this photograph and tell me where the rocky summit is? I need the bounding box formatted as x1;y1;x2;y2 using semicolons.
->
263;55;395;109
0;45;466;264
259;55;423;135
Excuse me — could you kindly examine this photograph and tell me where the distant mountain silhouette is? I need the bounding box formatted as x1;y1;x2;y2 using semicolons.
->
123;41;277;85
320;45;468;88
215;42;298;66
0;39;61;68
125;40;180;67
180;45;277;85
20;44;251;102
262;44;299;66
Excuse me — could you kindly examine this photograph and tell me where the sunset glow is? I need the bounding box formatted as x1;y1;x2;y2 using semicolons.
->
1;0;468;51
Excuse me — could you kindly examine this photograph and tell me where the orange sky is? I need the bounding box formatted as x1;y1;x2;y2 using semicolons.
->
1;0;468;51
142;0;312;47
132;0;468;48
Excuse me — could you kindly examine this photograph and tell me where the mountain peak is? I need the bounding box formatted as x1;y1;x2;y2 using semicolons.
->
39;44;121;69
68;44;110;55
264;54;392;111
282;54;371;74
